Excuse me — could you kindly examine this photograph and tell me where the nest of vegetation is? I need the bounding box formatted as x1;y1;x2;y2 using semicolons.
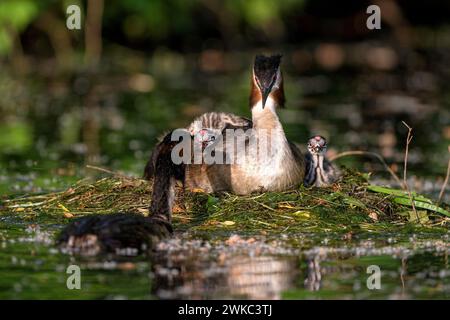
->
1;169;449;234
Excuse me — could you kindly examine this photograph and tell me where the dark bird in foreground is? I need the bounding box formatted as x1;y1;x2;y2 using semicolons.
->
57;213;172;256
57;133;181;255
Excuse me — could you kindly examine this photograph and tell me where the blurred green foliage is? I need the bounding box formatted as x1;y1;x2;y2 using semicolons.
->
227;0;302;27
0;0;306;56
0;0;39;54
109;0;197;39
0;121;32;152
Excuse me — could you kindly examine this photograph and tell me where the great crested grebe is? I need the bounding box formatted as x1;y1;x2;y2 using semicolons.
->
304;135;340;187
59;54;306;255
148;54;305;211
184;54;305;194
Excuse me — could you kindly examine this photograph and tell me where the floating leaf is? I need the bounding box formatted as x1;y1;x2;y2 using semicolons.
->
407;210;429;224
293;211;310;218
368;211;378;221
367;185;450;217
222;221;235;226
58;204;70;212
367;185;432;203
342;196;367;210
206;195;219;212
63;212;74;219
278;203;295;209
393;197;450;218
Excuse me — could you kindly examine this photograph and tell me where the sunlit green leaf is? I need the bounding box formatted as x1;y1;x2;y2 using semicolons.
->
0;121;32;153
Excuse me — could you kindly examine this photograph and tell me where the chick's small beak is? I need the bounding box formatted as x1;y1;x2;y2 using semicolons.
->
313;143;322;153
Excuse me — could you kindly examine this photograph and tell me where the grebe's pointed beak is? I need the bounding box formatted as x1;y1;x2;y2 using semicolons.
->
260;85;274;109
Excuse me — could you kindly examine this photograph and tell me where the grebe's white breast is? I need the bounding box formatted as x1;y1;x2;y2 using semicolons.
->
231;97;303;192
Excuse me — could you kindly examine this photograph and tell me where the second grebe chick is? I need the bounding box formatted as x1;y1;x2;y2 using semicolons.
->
304;135;339;187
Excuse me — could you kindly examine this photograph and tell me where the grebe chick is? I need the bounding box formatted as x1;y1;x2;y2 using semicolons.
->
144;114;251;180
304;135;339;187
188;112;252;137
194;128;218;149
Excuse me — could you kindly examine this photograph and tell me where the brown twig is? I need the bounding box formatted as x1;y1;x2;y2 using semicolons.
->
330;150;402;186
438;146;450;204
401;121;419;223
85;165;131;179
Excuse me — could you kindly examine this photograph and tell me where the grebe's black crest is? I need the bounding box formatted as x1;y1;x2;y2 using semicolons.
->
254;54;282;79
253;54;283;108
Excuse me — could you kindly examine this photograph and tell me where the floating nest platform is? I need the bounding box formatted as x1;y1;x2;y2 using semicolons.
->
1;169;449;235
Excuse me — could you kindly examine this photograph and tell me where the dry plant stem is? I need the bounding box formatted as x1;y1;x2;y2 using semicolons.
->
402;121;419;223
85;165;130;179
438;146;450;204
330;150;402;186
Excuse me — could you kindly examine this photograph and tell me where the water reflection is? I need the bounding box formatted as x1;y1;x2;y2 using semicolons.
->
148;237;450;300
304;256;322;291
227;256;296;299
152;251;298;299
1;220;449;299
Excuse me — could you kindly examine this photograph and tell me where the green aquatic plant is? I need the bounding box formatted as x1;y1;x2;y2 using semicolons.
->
367;185;450;218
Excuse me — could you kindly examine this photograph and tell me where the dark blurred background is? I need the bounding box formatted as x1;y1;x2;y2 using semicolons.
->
1;0;450;196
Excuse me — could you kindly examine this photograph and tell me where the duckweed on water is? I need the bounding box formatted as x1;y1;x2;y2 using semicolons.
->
1;169;449;236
